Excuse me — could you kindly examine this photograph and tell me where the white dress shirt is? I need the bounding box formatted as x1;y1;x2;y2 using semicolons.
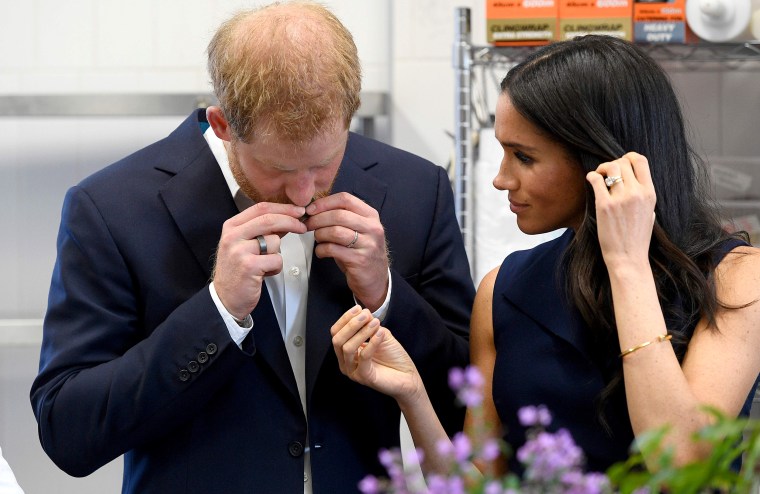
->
203;127;391;493
0;446;24;494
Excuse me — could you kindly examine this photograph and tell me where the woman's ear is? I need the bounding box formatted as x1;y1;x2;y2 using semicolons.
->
206;106;233;142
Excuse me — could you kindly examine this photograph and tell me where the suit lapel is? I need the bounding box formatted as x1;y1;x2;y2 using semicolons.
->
158;112;299;400
304;135;388;405
499;230;592;360
158;148;237;278
251;285;301;400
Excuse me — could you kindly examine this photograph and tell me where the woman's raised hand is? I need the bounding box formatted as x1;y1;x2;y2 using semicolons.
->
586;152;657;272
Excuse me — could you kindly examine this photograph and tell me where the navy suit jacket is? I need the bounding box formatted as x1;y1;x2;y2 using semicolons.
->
31;110;474;493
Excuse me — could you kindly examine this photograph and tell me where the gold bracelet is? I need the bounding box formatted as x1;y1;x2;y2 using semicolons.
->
619;334;672;358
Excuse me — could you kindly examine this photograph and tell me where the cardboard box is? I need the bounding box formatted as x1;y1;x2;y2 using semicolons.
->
633;0;691;43
486;0;558;45
558;0;633;41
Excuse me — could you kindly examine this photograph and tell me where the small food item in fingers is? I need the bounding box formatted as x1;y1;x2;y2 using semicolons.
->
300;197;316;222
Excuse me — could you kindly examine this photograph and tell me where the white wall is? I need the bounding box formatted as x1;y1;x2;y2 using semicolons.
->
0;0;391;94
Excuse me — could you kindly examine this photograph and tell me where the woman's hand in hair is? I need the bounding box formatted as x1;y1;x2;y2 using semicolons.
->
586;152;657;272
330;306;425;406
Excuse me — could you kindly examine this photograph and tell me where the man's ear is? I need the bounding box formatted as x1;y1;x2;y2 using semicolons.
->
206;106;233;142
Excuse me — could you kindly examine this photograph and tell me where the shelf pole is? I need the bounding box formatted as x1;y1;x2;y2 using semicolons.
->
453;6;475;278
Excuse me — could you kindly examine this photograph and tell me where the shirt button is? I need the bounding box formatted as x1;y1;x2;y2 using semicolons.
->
293;335;304;347
289;266;301;276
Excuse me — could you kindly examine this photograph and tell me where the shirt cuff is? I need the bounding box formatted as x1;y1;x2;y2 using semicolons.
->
353;267;392;322
209;282;253;347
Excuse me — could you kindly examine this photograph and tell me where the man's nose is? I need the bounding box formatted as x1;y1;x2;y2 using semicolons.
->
286;174;317;207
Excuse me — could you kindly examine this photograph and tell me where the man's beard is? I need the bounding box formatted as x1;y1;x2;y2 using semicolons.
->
228;142;334;205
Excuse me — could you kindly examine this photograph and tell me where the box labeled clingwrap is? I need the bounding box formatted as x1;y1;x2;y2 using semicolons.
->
558;0;633;41
486;0;558;46
634;0;689;43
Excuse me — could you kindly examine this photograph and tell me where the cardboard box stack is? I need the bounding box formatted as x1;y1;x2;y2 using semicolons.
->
634;0;691;44
486;0;559;45
558;0;633;41
486;0;642;45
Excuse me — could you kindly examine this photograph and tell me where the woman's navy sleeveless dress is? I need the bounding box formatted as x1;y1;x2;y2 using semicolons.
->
491;229;758;473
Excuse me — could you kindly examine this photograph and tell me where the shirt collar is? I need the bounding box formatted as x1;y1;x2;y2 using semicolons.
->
203;126;239;201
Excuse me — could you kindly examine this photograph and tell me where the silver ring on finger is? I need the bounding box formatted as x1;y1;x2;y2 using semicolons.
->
256;235;268;255
604;175;623;188
346;230;359;249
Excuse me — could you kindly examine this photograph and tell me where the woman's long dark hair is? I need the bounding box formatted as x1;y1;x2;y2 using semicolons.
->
500;35;748;428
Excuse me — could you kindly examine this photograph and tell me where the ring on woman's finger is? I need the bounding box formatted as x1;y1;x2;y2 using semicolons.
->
604;175;623;188
255;235;268;255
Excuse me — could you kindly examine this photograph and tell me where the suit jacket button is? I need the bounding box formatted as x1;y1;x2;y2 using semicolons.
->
288;441;304;457
179;369;190;382
197;351;209;364
206;343;218;355
188;361;199;373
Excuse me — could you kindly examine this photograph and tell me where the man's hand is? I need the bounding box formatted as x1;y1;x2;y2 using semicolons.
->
305;192;389;311
213;202;307;319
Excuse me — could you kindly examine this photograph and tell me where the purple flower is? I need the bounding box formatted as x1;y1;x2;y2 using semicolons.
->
518;428;586;482
484;480;504;494
378;448;395;468
447;475;466;494
536;406;552;426
436;437;454;459
561;469;584;485
560;470;610;494
426;474;448;494
518;404;552;427
452;432;472;462
362;394;616;494
358;475;381;494
377;448;405;487
448;367;465;391
464;366;484;388
405;447;424;466
458;388;483;407
449;366;485;407
479;438;501;461
583;472;611;493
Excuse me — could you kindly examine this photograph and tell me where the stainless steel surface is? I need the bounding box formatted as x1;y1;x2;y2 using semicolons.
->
453;7;475;278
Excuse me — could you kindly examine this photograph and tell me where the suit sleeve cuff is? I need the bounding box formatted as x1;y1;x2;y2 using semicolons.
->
209;282;253;347
353;267;392;322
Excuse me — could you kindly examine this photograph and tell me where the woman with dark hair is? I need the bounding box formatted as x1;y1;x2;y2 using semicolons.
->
331;35;760;475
